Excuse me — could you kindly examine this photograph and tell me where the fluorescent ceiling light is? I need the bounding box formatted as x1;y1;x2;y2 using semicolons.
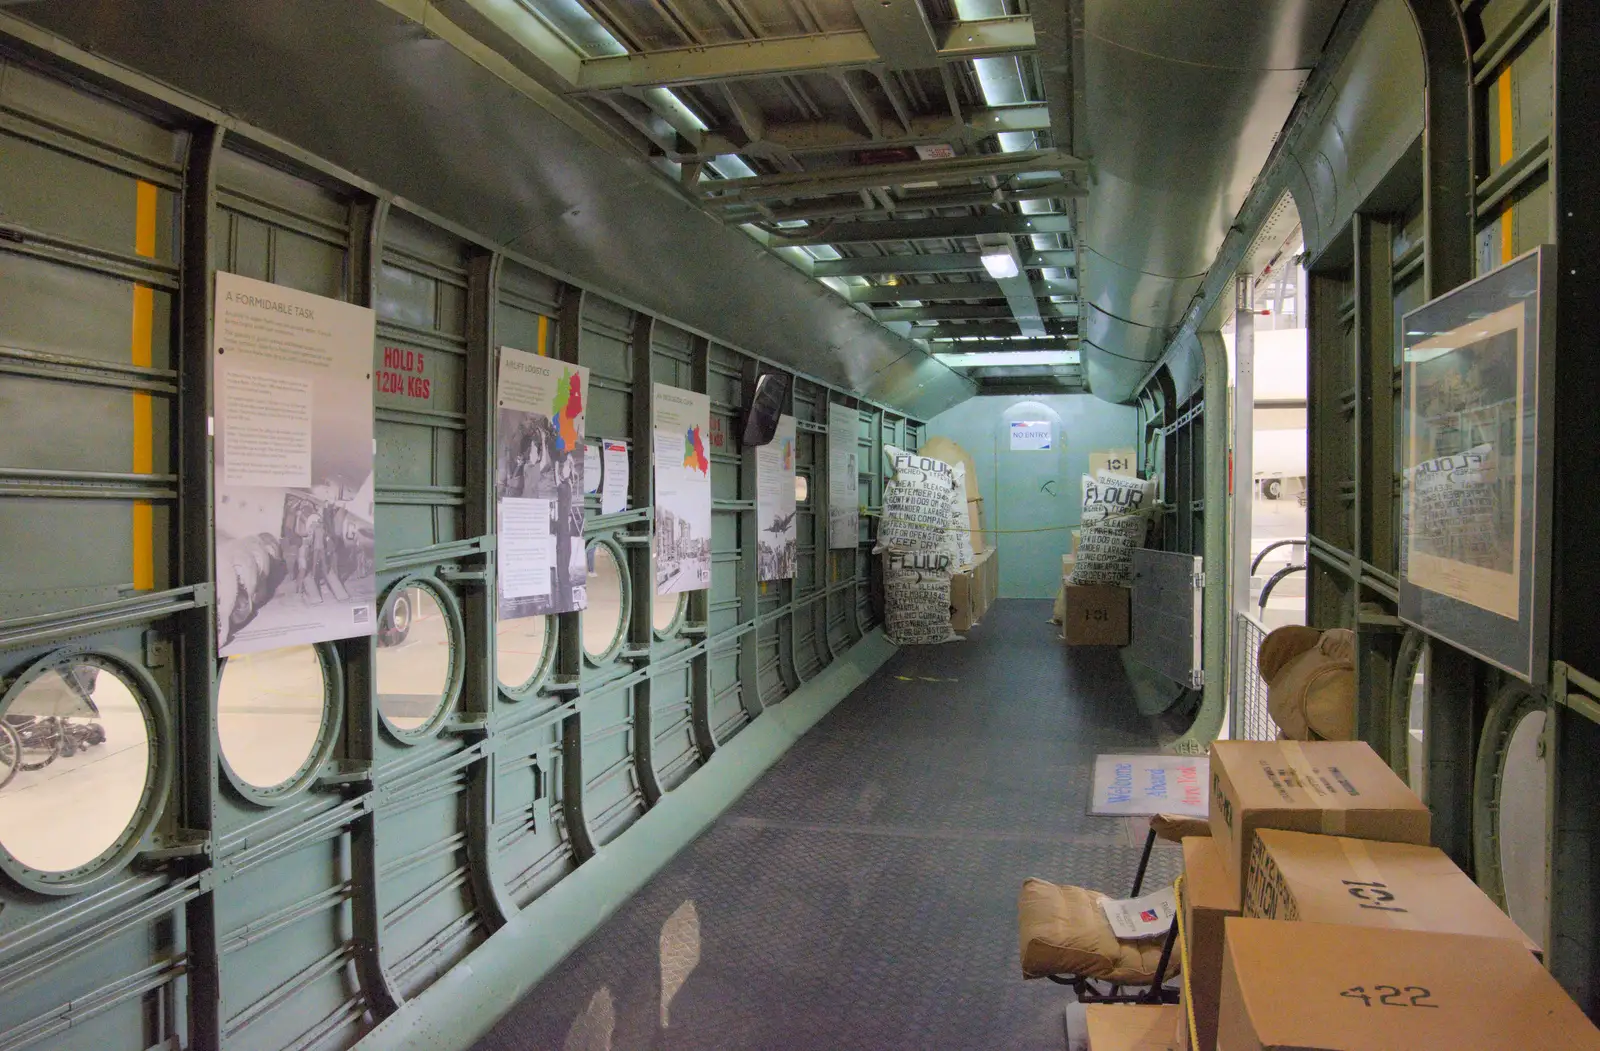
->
981;249;1019;280
935;350;1081;368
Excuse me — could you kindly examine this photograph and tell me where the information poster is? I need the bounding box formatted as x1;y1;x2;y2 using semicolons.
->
496;347;589;618
653;384;712;594
1405;303;1523;620
601;440;629;515
1089;753;1208;816
1009;420;1052;450
827;401;859;548
213;272;377;656
757;415;797;580
583;442;602;495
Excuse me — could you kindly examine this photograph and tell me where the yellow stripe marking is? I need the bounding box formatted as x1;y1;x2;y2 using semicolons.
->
1497;68;1515;264
537;314;550;357
135;181;158;257
132;180;157;590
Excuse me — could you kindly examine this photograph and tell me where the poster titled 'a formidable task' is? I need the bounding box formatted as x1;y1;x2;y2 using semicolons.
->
496;347;590;618
213;272;377;657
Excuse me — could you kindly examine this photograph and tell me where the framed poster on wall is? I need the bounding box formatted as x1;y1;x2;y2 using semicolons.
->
1399;245;1554;683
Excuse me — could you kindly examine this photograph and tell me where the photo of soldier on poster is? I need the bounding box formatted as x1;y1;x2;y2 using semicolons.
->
496;348;589;618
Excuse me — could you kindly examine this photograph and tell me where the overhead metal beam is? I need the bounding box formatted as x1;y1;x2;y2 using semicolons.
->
684;104;1051;159
774;211;1072;246
811;249;1077;277
916;319;1078;338
699;148;1081;204
877;301;1075;323
847;278;1075;303
574;17;1036;91
717;180;1082;223
851;0;939;71
995;270;1049;336
926;341;1081;353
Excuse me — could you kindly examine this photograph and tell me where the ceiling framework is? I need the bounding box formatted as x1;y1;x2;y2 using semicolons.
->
466;0;1084;392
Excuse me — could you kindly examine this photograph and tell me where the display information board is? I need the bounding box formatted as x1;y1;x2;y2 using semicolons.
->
495;347;589;618
213;272;377;656
1090;753;1209;816
757;415;797;580
654;384;712;594
1400;246;1553;682
827;401;859;548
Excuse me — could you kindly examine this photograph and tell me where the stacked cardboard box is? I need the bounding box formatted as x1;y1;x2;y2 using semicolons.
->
949;547;997;631
1167;739;1598;1050
1060;582;1130;646
1174;837;1238;1051
1085;1004;1184;1051
1218;921;1597;1050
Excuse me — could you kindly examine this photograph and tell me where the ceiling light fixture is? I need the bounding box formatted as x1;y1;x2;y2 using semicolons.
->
934;350;1082;368
981;249;1019;280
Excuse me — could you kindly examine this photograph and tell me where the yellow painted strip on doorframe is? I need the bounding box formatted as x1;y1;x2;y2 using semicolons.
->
134;181;158;257
132;180;157;591
537;314;550;357
1497;68;1515;264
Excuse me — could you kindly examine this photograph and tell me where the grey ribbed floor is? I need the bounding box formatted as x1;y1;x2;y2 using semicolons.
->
475;599;1182;1051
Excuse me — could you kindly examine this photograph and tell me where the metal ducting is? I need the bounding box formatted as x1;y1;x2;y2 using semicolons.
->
1078;0;1344;402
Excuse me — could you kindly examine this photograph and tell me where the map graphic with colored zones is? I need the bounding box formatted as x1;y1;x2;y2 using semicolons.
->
552;369;584;454
682;427;709;474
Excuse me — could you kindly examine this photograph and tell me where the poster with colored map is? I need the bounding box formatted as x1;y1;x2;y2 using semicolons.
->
653;383;712;594
757;415;797;580
495;347;589;618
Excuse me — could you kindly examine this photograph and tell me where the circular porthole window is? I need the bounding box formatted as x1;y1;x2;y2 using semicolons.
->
0;654;165;886
582;541;629;664
497;614;553;695
375;579;462;738
218;644;339;799
650;551;686;638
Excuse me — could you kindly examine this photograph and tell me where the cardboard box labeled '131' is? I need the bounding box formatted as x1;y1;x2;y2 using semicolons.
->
1245;828;1540;955
1207;740;1429;901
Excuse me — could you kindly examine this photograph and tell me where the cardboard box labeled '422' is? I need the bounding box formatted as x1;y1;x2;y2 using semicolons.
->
1207;740;1430;901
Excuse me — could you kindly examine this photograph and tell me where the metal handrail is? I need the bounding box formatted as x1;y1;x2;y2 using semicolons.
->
1258;564;1306;613
1249;537;1306;575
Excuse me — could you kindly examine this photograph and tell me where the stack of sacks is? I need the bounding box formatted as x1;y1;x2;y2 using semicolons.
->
1169;738;1600;1051
1062;471;1155;646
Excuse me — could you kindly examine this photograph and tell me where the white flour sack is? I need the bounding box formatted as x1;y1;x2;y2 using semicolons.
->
1081;472;1156;525
875;445;955;554
885;551;961;645
1068;513;1146;585
946;463;976;568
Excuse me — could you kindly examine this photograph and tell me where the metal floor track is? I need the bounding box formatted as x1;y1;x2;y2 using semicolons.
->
474;599;1183;1051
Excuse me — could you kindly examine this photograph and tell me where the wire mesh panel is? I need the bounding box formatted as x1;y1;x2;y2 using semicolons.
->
1232;611;1279;741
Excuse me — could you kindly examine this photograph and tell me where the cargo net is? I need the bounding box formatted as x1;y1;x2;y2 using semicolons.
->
1232;611;1280;741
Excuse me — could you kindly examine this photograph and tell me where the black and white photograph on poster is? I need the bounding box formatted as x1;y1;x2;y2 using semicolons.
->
495;346;589;618
213;272;377;656
757;414;797;580
827;401;859;548
654;384;712;594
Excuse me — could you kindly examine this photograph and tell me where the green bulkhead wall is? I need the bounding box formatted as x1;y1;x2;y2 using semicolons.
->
926;395;1139;599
